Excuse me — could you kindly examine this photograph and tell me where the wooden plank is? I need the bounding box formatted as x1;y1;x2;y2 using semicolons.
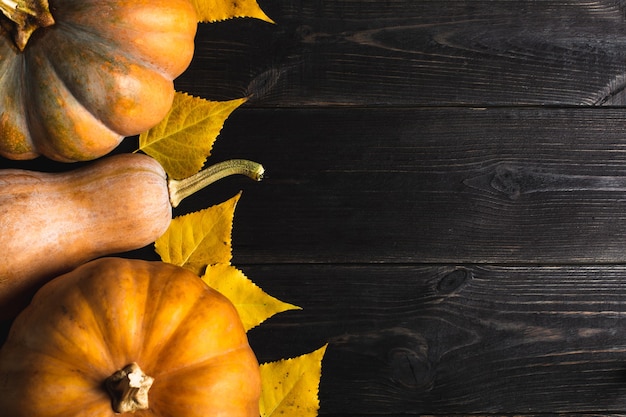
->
8;106;626;265
176;0;626;106
140;106;626;265
242;264;626;415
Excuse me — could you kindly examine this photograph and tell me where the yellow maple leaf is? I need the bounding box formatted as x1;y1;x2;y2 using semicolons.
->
202;264;301;331
192;0;274;23
260;345;328;417
139;92;246;180
155;192;240;275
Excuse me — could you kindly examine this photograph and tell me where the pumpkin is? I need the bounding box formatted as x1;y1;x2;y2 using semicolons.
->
0;152;263;320
0;257;261;416
0;0;197;162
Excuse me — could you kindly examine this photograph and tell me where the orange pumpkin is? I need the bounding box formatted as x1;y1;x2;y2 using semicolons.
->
0;0;197;162
0;257;261;416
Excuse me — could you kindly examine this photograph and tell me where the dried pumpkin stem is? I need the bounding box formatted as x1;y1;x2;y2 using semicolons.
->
0;0;54;51
105;362;154;413
168;159;264;208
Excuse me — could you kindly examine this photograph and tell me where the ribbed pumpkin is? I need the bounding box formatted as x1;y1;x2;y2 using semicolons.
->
0;257;261;417
0;0;197;162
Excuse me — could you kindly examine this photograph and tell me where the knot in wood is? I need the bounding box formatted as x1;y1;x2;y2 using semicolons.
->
437;269;471;294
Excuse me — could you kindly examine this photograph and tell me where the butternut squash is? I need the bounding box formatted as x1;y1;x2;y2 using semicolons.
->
0;153;263;319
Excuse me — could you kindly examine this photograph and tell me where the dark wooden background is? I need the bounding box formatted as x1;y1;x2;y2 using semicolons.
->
11;0;626;415
177;1;626;414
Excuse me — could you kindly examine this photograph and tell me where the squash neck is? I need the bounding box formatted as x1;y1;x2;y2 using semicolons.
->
0;0;54;51
105;363;155;413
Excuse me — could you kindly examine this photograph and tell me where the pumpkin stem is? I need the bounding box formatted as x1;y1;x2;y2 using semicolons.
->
105;362;155;413
168;159;264;208
0;0;54;51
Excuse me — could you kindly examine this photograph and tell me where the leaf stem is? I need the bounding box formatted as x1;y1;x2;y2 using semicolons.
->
168;159;264;208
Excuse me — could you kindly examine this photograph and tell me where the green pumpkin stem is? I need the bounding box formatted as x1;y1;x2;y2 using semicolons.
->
168;159;265;208
0;0;54;51
105;362;154;413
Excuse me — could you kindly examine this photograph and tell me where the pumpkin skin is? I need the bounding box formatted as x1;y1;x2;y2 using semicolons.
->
0;0;197;162
0;257;261;417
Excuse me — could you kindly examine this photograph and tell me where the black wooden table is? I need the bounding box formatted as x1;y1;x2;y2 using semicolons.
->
9;1;626;415
201;2;626;415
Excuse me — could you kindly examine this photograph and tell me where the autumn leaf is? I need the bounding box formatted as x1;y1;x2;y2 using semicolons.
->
260;345;328;417
192;0;274;23
155;192;240;275
139;92;246;180
202;264;300;331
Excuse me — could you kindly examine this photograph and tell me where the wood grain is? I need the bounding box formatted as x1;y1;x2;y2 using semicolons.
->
243;264;626;415
5;105;626;415
143;106;626;265
150;2;626;416
4;2;626;416
176;0;626;107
